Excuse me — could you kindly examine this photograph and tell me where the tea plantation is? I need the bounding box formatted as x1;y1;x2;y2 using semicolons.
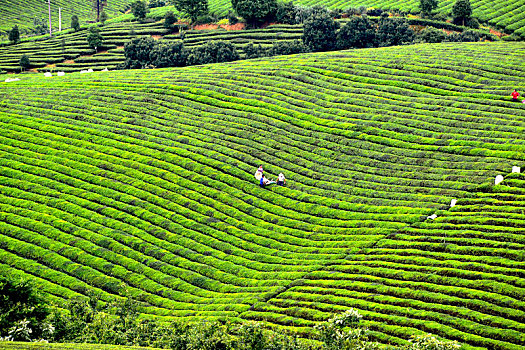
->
1;41;525;349
3;0;525;38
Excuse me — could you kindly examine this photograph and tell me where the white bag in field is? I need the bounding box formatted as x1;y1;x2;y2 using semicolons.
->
512;166;520;173
495;175;504;185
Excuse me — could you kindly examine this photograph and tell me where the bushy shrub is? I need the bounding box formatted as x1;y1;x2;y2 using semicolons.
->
164;11;178;29
366;8;383;16
131;0;149;21
19;54;31;71
186;40;239;65
419;0;438;17
8;25;20;44
432;12;448;21
337;15;376;49
148;0;167;8
121;36;156;68
268;39;307;56
150;40;187;67
244;41;267;58
231;0;278;26
275;1;298;24
465;17;479;29
0;276;51;341
376;14;415;46
447;29;480;42
403;334;461;350
173;0;209;28
87;26;103;51
452;0;472;26
71;15;80;31
418;26;447;43
100;11;108;25
303;6;340;52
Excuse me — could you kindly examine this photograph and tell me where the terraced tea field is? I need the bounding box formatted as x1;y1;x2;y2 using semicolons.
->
0;0;132;35
3;0;525;39
1;41;525;348
0;22;305;73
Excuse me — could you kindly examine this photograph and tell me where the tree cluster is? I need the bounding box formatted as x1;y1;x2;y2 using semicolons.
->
303;12;415;52
119;37;239;69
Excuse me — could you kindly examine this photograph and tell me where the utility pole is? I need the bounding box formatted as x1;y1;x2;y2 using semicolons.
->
48;0;52;36
59;7;62;31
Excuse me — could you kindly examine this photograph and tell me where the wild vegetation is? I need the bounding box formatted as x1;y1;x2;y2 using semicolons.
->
1;42;525;349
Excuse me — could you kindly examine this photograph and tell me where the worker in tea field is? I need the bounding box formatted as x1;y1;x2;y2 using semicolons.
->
254;165;263;181
277;172;286;186
512;89;520;102
259;175;275;188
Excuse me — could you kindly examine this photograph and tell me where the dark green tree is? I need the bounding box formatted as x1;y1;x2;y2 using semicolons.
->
19;54;31;71
87;26;103;51
231;0;278;27
419;0;438;17
418;26;447;42
337;15;376;49
172;0;208;28
100;11;108;25
275;1;297;24
131;0;149;21
121;36;156;68
150;41;187;67
8;25;20;44
376;14;415;47
452;0;472;26
186;40;239;65
71;15;81;31
302;6;339;52
0;276;50;340
164;11;178;29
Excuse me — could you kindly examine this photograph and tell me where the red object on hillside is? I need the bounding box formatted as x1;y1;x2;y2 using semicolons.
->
512;90;520;99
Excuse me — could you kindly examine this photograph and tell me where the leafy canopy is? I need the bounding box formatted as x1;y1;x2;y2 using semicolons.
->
231;0;278;26
87;26;103;50
337;15;376;49
172;0;208;25
302;6;339;52
8;25;20;44
131;0;149;21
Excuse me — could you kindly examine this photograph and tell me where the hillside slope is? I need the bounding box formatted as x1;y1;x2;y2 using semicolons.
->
0;0;132;35
1;42;525;348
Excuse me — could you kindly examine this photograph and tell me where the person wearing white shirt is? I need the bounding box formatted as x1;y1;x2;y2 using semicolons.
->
277;173;286;186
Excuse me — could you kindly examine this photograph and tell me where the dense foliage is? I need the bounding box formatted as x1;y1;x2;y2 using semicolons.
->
419;0;438;17
231;0;278;26
18;54;30;71
0;276;50;341
376;14;416;46
8;25;20;44
70;15;80;31
302;7;339;51
87;26;104;51
131;0;149;21
164;11;178;29
337;15;376;49
171;0;209;28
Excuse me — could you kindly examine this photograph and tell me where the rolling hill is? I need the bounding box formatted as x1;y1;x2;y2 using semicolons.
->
1;41;525;349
